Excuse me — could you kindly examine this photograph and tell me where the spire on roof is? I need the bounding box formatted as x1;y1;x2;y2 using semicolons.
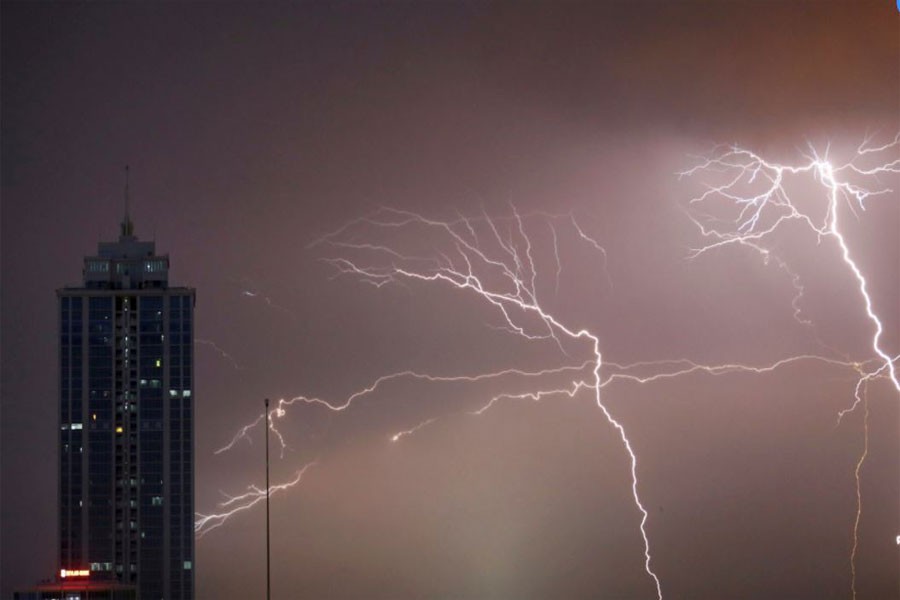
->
121;165;135;239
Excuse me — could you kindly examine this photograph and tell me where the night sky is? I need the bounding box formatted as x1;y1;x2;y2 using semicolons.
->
2;2;898;599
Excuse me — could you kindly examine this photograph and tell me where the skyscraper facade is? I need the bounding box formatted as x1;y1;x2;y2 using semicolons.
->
58;209;195;600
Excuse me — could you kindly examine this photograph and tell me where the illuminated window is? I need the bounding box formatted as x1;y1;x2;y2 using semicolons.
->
71;423;83;430
144;260;166;273
155;359;161;368
184;561;192;570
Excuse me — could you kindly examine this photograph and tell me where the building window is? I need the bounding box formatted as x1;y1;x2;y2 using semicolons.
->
87;261;110;273
144;259;166;273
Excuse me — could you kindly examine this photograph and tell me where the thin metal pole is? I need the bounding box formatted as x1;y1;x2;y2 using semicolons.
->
265;398;271;600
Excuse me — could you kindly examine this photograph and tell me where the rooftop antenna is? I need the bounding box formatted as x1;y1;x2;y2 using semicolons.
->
121;165;134;238
265;398;271;600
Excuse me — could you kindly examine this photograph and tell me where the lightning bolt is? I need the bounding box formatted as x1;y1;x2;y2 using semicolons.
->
461;354;883;419
199;135;896;600
195;338;244;370
391;418;438;442
195;461;317;538
208;209;666;596
681;135;899;396
849;383;869;600
682;134;899;597
314;208;663;597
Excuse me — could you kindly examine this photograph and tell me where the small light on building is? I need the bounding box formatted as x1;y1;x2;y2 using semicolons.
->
60;568;90;578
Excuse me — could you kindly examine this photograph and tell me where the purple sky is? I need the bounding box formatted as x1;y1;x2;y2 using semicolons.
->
2;2;898;598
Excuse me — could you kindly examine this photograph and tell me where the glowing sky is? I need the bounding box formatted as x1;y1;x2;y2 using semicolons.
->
2;2;898;599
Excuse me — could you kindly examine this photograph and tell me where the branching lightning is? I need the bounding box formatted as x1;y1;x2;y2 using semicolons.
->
681;135;899;397
199;135;897;599
310;208;664;597
682;134;900;596
195;461;317;538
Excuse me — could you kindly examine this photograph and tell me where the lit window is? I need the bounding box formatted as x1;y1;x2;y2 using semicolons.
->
184;561;192;570
71;423;83;430
115;426;123;434
182;390;191;398
155;359;161;368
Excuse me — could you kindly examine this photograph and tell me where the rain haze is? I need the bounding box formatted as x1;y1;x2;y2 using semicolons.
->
2;2;898;599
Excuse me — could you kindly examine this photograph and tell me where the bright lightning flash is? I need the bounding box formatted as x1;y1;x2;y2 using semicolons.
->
682;134;900;599
681;134;899;398
200;135;897;599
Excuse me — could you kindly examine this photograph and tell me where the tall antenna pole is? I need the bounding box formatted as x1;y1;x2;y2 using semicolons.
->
265;398;271;600
121;165;134;238
124;165;130;223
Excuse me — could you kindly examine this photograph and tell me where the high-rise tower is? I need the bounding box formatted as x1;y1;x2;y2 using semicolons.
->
57;191;195;600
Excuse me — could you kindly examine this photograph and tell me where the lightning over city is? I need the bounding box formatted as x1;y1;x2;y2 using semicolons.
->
4;3;898;599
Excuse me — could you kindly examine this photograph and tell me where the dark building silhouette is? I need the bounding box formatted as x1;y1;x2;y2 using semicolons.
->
57;197;195;600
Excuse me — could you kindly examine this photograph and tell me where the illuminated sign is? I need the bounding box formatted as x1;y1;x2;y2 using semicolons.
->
60;569;90;578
